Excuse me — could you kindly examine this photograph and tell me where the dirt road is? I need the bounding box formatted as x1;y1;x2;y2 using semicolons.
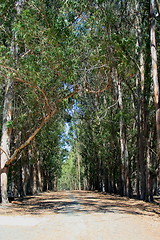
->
0;191;160;240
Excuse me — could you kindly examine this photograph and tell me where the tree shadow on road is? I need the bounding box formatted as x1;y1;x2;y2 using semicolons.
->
0;191;159;217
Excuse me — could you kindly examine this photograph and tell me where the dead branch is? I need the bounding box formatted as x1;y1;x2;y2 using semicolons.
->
20;49;32;58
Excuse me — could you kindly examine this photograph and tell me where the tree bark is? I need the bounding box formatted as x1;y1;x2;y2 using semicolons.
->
150;1;160;200
117;78;129;196
134;0;147;200
0;0;26;204
0;79;13;204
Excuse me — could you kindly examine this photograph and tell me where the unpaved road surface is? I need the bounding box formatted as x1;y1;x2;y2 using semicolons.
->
0;191;160;240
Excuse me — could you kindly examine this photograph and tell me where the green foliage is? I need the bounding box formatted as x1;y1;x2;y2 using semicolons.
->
0;0;158;201
58;152;76;190
6;120;13;128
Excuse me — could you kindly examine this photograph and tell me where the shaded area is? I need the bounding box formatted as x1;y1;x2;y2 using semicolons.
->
0;191;159;217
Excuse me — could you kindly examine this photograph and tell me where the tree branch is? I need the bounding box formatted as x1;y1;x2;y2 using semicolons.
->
56;88;79;104
85;72;111;94
0;65;56;114
0;147;10;161
5;87;79;166
85;82;110;94
155;0;160;14
5;108;58;166
15;77;52;114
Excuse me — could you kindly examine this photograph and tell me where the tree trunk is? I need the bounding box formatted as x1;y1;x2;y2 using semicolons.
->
150;0;160;197
150;0;160;168
36;159;43;192
0;0;25;204
32;163;37;194
77;153;81;191
117;78;129;196
146;131;154;202
22;164;30;196
134;1;147;200
75;142;82;191
0;79;13;204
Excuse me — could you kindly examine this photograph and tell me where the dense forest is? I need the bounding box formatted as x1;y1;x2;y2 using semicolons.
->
0;0;159;204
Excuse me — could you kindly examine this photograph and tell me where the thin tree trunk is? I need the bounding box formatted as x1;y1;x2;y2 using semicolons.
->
77;153;81;191
33;163;37;194
134;0;147;200
22;164;30;196
117;78;129;196
139;52;147;200
146;131;154;202
36;158;42;192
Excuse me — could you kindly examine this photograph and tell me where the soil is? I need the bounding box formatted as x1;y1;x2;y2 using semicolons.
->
0;190;160;240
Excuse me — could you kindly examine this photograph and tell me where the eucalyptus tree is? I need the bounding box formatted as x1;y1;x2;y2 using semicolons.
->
0;0;159;204
150;0;160;168
64;0;159;202
0;0;82;203
0;0;26;203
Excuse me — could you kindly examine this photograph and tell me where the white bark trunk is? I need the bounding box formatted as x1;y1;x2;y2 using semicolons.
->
0;0;25;204
151;0;159;109
0;79;13;203
117;79;129;196
150;0;160;188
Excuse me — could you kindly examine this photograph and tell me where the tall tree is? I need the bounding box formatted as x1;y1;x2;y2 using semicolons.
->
149;0;160;200
0;0;79;203
0;0;26;204
150;0;160;165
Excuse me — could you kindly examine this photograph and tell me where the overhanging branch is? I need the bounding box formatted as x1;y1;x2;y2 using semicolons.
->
5;87;79;166
5;108;58;166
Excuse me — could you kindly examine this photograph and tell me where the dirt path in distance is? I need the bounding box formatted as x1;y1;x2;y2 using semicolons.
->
0;190;160;240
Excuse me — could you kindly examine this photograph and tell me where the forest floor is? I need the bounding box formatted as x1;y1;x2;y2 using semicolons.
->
0;190;160;240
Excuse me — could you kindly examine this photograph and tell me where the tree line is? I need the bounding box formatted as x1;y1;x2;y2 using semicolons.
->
0;0;159;203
